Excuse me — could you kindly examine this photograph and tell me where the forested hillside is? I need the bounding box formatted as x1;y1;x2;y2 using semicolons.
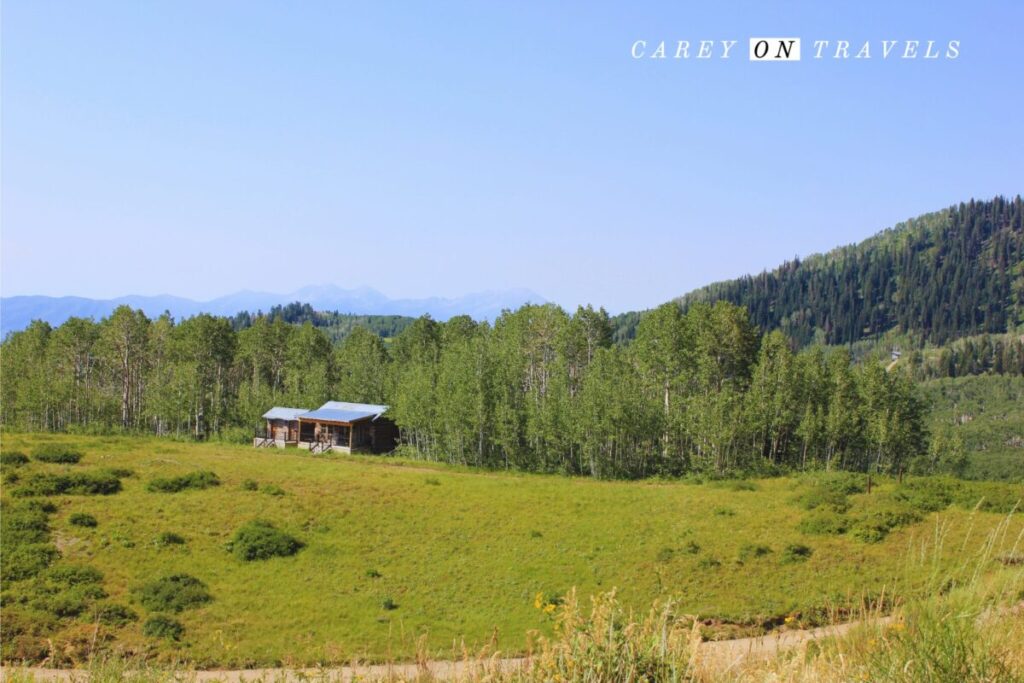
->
230;302;414;343
613;197;1024;347
0;302;929;479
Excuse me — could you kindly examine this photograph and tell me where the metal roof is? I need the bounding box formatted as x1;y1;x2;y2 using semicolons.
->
262;406;308;421
319;401;388;417
298;408;379;423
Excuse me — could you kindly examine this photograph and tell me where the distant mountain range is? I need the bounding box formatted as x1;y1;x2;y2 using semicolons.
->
0;285;546;337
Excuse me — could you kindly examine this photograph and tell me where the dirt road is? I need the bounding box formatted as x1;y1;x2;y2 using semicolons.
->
0;614;892;682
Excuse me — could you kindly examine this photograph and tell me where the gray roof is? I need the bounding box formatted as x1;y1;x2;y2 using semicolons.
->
296;401;389;424
320;401;388;417
262;406;309;421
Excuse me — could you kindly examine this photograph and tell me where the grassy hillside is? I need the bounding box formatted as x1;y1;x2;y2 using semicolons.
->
921;375;1024;481
1;434;1021;667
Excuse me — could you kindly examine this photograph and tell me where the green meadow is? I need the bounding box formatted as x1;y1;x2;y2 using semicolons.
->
1;433;1022;668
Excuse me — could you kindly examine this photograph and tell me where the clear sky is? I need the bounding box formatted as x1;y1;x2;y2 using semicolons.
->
2;1;1022;313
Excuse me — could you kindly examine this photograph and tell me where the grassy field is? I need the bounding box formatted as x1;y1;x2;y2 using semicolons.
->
1;434;1022;668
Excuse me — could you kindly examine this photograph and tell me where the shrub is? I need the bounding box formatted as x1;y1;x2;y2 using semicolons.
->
1;505;51;545
143;615;184;640
94;603;138;626
712;506;736;516
69;512;98;528
260;483;285;496
958;483;1024;514
798;510;849;535
365;568;382;578
101;467;135;479
697;556;721;569
241;479;259;491
156;531;186;547
32;445;83;464
228;520;304;561
381;597;399;611
656;547;675;563
795;486;852;513
47;565;104;586
0;451;29;467
893;478;959;512
147;470;220;493
781;543;813;563
850;506;923;543
138;574;212;613
13;472;121;497
1;544;60;582
802;471;866;495
683;540;701;554
738;543;773;562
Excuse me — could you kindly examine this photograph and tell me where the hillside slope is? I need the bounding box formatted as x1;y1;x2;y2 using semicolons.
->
2;435;1021;666
614;197;1024;346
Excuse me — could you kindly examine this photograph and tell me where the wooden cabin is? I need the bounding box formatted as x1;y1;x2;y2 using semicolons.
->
256;401;398;454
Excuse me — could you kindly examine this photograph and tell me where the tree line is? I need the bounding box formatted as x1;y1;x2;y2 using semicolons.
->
613;197;1024;347
0;301;930;478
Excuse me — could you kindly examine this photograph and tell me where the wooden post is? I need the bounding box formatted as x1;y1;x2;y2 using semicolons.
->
348;423;354;450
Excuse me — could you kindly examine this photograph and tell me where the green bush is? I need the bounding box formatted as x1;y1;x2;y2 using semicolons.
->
381;597;399;610
801;471;866;495
260;483;285;496
156;531;186;547
138;574;212;613
366;568;382;578
143;615;184;640
0;451;29;467
958;483;1024;514
781;543;813;563
697;556;721;569
850;506;923;543
32;445;83;464
712;506;736;516
147;470;220;493
101;467;135;479
798;510;849;535
737;543;773;562
13;471;121;496
0;544;60;582
795;486;852;513
94;603;138;626
683;540;701;554
69;512;98;528
241;479;259;491
1;505;51;545
228;520;304;561
47;564;104;586
892;478;959;512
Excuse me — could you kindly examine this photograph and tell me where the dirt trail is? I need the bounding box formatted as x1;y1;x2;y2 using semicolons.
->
0;615;893;682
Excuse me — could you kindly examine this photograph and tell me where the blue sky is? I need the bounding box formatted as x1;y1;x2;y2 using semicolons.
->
2;1;1022;313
